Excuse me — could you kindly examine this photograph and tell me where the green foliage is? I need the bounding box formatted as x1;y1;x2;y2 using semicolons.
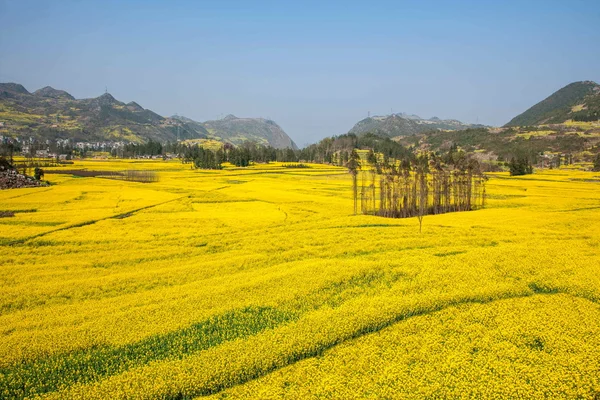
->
572;94;600;122
193;147;223;170
417;126;590;163
179;142;298;167
297;132;411;165
33;167;44;180
509;157;534;176
3;85;301;145
347;149;360;173
122;140;162;157
422;128;496;153
228;146;252;167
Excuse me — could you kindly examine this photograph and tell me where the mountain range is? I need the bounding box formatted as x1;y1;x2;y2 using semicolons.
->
1;80;599;154
0;83;297;149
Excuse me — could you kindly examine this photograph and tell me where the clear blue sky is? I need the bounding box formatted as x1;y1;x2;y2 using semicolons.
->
1;0;599;145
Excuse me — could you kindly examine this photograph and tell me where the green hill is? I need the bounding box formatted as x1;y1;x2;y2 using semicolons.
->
505;81;600;127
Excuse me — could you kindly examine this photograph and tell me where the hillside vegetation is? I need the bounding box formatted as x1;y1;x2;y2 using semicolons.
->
0;83;205;143
340;81;600;165
0;160;599;399
0;83;297;149
395;123;600;162
505;81;600;126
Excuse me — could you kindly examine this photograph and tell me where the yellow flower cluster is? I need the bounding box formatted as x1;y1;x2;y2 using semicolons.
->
0;160;598;399
208;294;600;399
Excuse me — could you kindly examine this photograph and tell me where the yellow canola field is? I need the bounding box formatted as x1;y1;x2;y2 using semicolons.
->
0;160;599;399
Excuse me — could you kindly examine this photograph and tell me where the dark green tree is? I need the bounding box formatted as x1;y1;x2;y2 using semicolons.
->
509;157;533;176
34;167;44;180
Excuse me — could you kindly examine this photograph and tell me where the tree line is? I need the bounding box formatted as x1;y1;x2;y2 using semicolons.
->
178;142;298;169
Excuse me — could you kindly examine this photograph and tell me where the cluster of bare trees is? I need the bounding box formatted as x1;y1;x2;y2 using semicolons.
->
44;169;159;183
12;158;60;176
349;150;487;232
120;170;159;183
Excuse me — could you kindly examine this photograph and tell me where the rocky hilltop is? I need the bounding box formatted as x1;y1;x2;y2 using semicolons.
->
349;113;485;138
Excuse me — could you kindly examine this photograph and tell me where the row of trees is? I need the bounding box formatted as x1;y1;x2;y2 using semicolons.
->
348;149;487;232
179;142;299;168
121;140;163;157
180;137;399;170
193;147;224;169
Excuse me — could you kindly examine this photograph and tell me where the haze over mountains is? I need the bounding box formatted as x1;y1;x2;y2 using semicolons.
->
347;80;600;142
1;80;599;154
1;82;483;149
390;80;600;160
0;83;297;149
173;114;298;150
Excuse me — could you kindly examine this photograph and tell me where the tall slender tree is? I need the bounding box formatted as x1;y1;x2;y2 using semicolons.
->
347;149;361;215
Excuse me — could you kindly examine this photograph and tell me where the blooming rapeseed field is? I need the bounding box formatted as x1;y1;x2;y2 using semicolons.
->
0;160;599;399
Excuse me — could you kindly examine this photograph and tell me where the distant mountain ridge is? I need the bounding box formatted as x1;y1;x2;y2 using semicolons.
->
0;83;297;149
349;113;485;138
505;81;600;127
0;83;205;143
200;115;298;150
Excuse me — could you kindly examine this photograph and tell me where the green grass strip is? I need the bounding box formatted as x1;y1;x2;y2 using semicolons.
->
0;306;293;399
0;270;408;399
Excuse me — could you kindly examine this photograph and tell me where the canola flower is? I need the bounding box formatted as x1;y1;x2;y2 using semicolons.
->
0;160;598;399
206;294;600;399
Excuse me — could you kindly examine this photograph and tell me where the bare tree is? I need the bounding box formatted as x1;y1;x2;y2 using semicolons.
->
415;154;429;233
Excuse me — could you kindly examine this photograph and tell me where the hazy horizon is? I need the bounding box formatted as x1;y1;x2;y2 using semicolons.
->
1;0;599;146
